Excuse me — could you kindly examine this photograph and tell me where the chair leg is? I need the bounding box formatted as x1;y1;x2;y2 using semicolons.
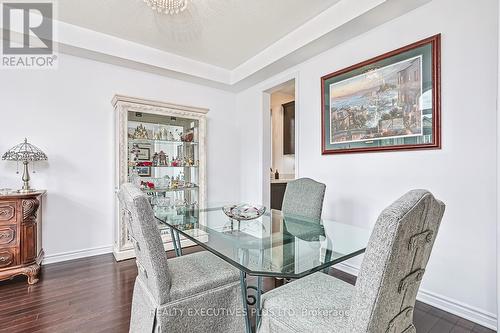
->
323;248;333;273
274;278;284;287
169;227;180;257
175;230;182;256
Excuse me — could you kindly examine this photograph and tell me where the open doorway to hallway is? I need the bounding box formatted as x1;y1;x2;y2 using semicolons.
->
269;80;295;210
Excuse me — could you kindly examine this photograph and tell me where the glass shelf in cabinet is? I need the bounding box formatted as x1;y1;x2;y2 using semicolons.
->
129;139;198;145
143;187;199;193
150;165;199;168
128;165;198;168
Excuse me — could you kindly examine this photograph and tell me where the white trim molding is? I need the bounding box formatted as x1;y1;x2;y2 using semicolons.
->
417;288;497;330
2;0;432;91
43;245;113;265
335;262;497;330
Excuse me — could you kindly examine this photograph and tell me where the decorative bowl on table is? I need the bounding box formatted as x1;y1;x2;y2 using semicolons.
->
222;204;266;221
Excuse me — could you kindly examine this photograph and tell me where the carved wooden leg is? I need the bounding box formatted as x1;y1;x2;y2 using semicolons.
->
25;263;41;285
0;262;41;284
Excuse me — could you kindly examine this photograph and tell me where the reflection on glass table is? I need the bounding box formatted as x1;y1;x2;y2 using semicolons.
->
156;206;370;333
156;206;369;278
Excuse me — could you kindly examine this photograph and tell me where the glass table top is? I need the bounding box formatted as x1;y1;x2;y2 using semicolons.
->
156;206;370;278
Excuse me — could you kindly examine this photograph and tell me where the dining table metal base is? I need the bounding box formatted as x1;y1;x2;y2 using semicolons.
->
169;227;183;256
169;227;262;332
239;272;263;333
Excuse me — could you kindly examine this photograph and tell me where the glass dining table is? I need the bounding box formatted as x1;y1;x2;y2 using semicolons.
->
155;206;370;333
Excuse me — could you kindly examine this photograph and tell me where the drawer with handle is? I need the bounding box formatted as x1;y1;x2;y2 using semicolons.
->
0;226;17;246
0;249;17;269
0;202;16;224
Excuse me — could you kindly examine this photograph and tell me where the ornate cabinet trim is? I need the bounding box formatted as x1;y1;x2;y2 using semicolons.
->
22;198;39;223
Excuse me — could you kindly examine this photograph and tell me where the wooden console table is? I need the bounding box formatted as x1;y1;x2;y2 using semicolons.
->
0;191;45;284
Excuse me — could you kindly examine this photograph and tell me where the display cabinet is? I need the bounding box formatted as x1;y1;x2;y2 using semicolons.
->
112;95;207;261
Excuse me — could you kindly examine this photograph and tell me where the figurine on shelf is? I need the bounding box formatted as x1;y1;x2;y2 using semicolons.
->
195;159;200;166
140;181;155;190
167;130;175;141
171;158;179;167
174;129;181;141
153;127;162;140
130;143;140;163
164;175;171;189
187;158;194;166
181;130;194;142
152;152;159;166
158;151;167;166
178;173;185;187
160;127;168;141
133;124;149;139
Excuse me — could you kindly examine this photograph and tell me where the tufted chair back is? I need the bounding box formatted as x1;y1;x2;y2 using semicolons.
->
348;190;445;333
118;183;171;304
281;178;326;221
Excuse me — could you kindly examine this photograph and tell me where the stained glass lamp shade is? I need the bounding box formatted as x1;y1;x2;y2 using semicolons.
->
2;138;47;193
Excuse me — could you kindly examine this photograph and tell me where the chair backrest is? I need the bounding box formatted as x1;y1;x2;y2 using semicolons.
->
281;178;326;221
348;190;445;333
117;183;171;304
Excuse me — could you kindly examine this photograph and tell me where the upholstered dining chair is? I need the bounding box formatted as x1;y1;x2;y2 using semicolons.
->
281;178;326;221
258;189;445;333
118;183;244;333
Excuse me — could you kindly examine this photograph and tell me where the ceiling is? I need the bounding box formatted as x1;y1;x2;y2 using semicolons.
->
57;0;341;69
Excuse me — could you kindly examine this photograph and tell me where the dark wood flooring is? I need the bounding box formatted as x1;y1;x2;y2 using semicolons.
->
0;247;495;333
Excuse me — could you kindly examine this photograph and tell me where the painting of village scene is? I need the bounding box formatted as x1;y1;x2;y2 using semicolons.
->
329;56;423;144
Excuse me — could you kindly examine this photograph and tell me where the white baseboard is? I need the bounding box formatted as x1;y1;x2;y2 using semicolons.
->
334;262;497;331
112;238;199;261
335;261;360;277
417;288;497;330
43;245;113;265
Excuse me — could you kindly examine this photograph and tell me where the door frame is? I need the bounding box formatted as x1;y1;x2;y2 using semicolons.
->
261;72;299;208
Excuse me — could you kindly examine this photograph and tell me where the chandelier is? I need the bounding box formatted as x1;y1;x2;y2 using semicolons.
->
143;0;188;15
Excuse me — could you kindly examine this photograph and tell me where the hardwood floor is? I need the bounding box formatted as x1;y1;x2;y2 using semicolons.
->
0;247;495;333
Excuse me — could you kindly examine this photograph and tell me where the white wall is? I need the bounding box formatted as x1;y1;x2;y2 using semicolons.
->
0;53;240;262
237;0;498;328
271;92;295;177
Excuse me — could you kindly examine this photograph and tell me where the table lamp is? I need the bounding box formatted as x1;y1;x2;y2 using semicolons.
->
2;138;48;193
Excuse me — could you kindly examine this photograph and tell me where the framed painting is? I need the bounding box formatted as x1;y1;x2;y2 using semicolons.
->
136;166;151;177
136;144;151;161
321;34;441;154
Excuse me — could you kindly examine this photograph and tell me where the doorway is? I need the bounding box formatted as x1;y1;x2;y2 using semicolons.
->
262;79;296;210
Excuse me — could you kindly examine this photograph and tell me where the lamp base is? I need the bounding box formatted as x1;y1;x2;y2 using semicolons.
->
18;189;36;194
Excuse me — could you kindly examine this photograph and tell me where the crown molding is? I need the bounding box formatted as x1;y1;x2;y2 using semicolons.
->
2;0;432;92
111;94;209;114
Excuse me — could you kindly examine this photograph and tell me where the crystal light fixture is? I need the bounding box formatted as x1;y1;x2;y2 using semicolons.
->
144;0;188;15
